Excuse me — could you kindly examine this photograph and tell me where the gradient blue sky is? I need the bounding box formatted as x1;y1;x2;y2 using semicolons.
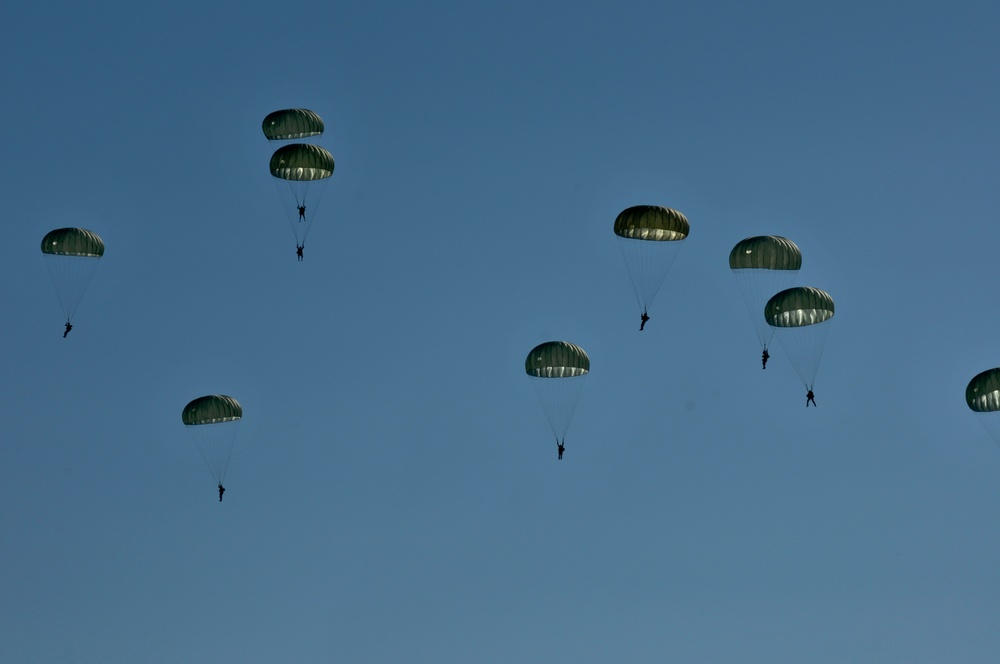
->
3;2;1000;662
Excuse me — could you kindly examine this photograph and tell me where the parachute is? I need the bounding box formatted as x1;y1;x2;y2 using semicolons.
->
40;228;104;330
765;287;834;390
269;143;335;250
525;341;590;447
966;368;1000;446
729;236;801;352
262;109;324;141
182;395;243;488
614;205;689;322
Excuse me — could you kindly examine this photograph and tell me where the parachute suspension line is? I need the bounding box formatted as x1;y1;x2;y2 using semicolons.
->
282;177;329;246
42;253;102;325
187;420;240;485
616;235;684;315
631;283;644;313
731;267;799;350
618;237;651;312
284;180;303;209
771;319;831;391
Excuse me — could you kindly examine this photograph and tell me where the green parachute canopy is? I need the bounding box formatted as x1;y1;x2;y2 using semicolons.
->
525;341;590;446
182;395;243;426
730;236;802;351
729;236;801;270
41;227;105;327
765;287;835;328
269;144;335;181
614;206;690;317
613;206;690;242
182;395;243;487
269;144;335;249
967;369;1000;413
765;287;834;390
525;341;591;377
262;109;324;141
41;228;105;257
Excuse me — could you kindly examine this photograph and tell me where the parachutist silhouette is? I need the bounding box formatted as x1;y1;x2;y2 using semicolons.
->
297;205;306;222
296;244;304;261
806;390;816;407
218;483;225;501
761;348;769;369
639;311;650;331
557;440;565;460
63;321;73;338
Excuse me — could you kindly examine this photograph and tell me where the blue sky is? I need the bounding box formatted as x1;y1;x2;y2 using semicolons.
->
3;1;1000;662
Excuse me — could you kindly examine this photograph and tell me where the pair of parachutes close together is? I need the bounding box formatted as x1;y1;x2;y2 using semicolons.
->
527;206;837;459
262;108;335;261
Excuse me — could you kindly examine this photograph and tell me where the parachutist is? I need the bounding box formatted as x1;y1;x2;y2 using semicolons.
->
806;390;816;407
218;483;225;501
296;244;304;261
42;228;104;337
761;348;769;369
639;311;650;331
297;205;306;222
615;206;689;322
557;441;565;460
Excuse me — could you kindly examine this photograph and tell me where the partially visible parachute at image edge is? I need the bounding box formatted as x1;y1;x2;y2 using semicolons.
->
967;368;1000;413
613;205;689;327
765;286;834;392
40;227;105;334
966;368;1000;448
182;394;243;493
262;108;324;141
525;341;590;455
729;235;802;352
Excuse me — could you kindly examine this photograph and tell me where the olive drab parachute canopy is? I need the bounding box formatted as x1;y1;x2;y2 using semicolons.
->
269;144;335;181
614;205;690;324
182;395;243;488
525;341;591;378
40;228;104;330
966;368;1000;447
525;341;590;448
765;287;834;391
967;369;1000;413
262;108;324;141
729;236;802;353
182;395;243;425
269;143;335;250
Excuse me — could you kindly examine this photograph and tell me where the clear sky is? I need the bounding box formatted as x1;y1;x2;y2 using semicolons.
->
3;1;1000;662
